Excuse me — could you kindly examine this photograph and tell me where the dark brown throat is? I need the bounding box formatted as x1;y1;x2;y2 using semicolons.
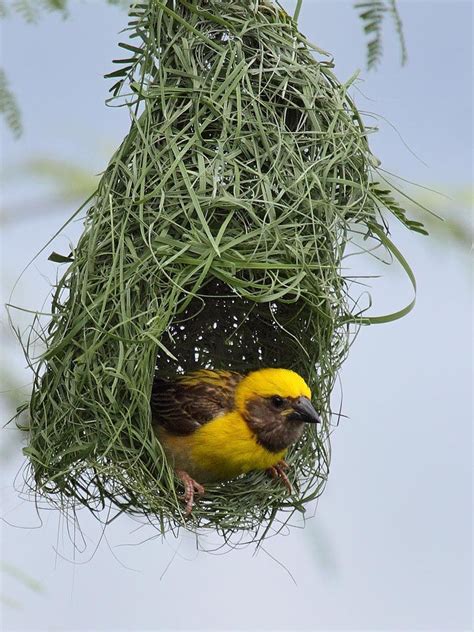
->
245;398;305;453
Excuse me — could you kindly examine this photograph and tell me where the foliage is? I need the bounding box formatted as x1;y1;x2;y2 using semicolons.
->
0;1;130;133
370;184;427;235
17;0;424;543
0;0;129;21
355;0;407;69
0;69;22;137
0;563;43;611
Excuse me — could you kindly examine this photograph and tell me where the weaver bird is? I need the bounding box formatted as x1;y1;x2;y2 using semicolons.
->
151;368;320;514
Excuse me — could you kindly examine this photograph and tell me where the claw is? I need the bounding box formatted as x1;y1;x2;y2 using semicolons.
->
176;470;205;516
266;460;292;493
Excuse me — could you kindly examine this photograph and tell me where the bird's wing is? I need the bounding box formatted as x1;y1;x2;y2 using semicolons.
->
151;369;243;435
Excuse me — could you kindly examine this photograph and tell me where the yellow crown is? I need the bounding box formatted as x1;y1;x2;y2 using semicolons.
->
235;368;311;411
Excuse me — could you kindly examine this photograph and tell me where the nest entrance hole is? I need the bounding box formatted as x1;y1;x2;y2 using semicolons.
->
155;278;318;378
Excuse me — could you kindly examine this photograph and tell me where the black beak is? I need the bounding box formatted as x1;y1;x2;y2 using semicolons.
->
289;396;321;424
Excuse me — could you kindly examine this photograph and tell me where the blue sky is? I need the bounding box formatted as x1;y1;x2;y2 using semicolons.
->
1;1;472;630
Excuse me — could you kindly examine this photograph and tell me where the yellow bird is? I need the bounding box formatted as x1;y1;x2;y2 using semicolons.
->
151;367;320;514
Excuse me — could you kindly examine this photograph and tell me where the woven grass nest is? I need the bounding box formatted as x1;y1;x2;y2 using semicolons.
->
20;0;425;542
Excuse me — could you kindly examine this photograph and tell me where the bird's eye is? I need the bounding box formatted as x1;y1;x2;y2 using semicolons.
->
271;395;284;409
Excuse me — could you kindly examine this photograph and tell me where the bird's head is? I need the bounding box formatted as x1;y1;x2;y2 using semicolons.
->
235;368;320;452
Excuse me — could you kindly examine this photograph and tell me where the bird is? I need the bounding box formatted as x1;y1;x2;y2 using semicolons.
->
151;367;320;515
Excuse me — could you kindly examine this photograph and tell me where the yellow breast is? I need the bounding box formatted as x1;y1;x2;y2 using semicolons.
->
158;412;286;483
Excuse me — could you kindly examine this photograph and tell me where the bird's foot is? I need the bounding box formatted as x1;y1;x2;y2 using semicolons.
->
176;470;205;516
266;460;292;493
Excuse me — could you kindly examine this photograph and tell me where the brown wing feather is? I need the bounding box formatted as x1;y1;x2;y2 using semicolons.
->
151;370;243;436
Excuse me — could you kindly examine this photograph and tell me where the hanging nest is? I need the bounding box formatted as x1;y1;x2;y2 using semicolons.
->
19;0;425;542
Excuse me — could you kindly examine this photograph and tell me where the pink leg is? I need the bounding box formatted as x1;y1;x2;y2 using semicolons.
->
266;460;292;493
176;470;205;516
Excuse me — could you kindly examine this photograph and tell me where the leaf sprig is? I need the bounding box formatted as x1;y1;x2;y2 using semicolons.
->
355;0;407;69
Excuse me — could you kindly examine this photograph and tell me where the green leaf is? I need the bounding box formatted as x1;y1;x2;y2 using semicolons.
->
0;69;22;137
48;251;74;263
355;0;407;69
